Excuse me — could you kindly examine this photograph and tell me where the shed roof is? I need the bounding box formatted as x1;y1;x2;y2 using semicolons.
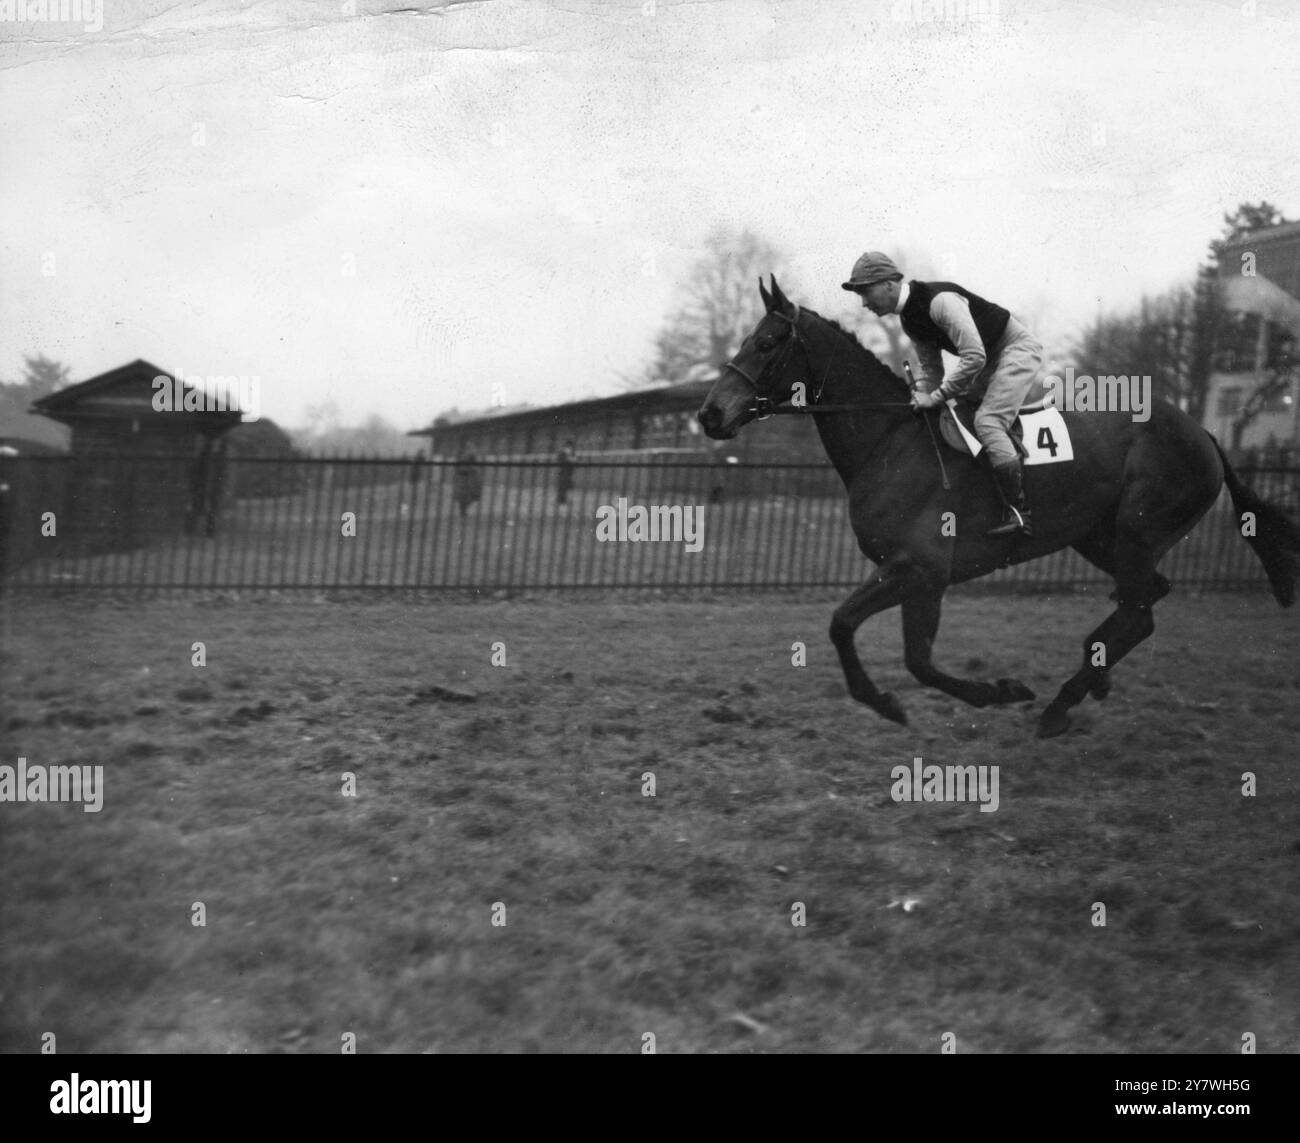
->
32;359;247;428
409;379;712;437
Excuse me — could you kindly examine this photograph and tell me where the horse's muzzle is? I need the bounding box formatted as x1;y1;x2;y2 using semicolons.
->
697;404;735;440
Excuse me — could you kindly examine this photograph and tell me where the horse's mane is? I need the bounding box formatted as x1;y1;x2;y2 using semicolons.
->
802;308;911;394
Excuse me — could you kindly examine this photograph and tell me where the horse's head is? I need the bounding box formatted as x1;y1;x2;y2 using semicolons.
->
698;275;810;440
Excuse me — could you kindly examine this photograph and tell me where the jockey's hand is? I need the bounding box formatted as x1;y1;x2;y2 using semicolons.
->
910;389;945;412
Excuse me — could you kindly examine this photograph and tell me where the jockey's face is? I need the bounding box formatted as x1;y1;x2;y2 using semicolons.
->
858;278;899;317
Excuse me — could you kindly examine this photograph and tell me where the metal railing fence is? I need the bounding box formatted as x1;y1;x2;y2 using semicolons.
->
2;455;1296;593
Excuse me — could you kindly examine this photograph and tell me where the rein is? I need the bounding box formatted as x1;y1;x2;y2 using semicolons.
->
755;401;914;415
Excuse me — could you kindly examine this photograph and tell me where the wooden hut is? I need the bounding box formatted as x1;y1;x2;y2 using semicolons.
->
31;359;245;553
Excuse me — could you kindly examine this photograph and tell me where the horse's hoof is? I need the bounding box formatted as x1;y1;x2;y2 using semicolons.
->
1089;672;1111;701
995;677;1036;704
877;692;908;726
1036;706;1071;738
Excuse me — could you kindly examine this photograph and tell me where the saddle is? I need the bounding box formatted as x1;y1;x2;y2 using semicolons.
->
933;387;1082;470
937;399;1037;459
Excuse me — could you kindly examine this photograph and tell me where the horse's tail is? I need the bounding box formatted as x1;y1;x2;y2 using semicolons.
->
1212;436;1300;607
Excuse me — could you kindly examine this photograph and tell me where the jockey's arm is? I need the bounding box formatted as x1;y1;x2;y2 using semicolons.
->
928;292;987;400
913;339;945;392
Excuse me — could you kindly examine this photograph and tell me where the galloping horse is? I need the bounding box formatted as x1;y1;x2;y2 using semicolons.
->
697;276;1300;738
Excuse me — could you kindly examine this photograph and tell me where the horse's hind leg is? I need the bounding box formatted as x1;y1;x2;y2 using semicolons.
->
1072;516;1173;603
902;588;1035;707
1069;519;1171;701
1038;532;1162;737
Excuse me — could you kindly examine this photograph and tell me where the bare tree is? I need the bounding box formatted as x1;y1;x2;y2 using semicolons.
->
1208;201;1288;264
300;399;343;439
1228;327;1296;452
20;354;73;398
0;354;75;448
1070;290;1198;410
626;227;792;390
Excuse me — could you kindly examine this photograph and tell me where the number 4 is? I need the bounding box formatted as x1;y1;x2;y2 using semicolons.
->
1037;426;1059;457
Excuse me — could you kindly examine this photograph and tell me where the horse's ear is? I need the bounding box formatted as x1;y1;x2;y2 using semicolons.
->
758;277;772;311
769;274;795;316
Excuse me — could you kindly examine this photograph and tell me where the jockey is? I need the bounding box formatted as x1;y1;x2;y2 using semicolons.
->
842;251;1043;537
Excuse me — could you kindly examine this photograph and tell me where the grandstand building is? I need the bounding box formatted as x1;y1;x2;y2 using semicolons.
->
1211;219;1300;452
409;378;824;464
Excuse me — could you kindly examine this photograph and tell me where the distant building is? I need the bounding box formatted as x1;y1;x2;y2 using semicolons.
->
30;358;245;552
1210;220;1300;453
409;378;823;464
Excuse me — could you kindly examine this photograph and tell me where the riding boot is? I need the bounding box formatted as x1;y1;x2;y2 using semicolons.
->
986;460;1033;537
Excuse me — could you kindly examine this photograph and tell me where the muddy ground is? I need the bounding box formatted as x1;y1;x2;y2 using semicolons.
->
1;590;1296;1052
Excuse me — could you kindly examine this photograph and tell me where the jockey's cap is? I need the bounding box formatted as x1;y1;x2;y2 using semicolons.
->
842;251;902;292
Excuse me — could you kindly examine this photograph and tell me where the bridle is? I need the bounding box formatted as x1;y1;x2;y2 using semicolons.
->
720;307;807;418
722;306;915;421
719;305;951;489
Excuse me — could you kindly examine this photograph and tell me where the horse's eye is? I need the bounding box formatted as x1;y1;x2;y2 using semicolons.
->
758;337;776;352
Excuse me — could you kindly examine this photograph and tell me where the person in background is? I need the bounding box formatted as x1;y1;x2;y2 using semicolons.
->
452;446;482;520
556;440;576;508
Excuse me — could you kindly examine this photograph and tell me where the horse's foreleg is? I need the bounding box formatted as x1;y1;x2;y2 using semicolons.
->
829;560;929;725
901;589;1035;707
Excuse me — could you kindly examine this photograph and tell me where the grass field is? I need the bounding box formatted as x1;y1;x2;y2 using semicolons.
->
1;589;1297;1053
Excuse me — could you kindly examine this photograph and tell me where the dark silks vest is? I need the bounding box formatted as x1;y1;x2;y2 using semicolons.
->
898;280;1011;356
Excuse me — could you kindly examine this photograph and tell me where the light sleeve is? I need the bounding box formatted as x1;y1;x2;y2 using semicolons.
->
929;292;987;398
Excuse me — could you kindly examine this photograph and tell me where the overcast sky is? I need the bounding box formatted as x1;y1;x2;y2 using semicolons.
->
2;0;1299;432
